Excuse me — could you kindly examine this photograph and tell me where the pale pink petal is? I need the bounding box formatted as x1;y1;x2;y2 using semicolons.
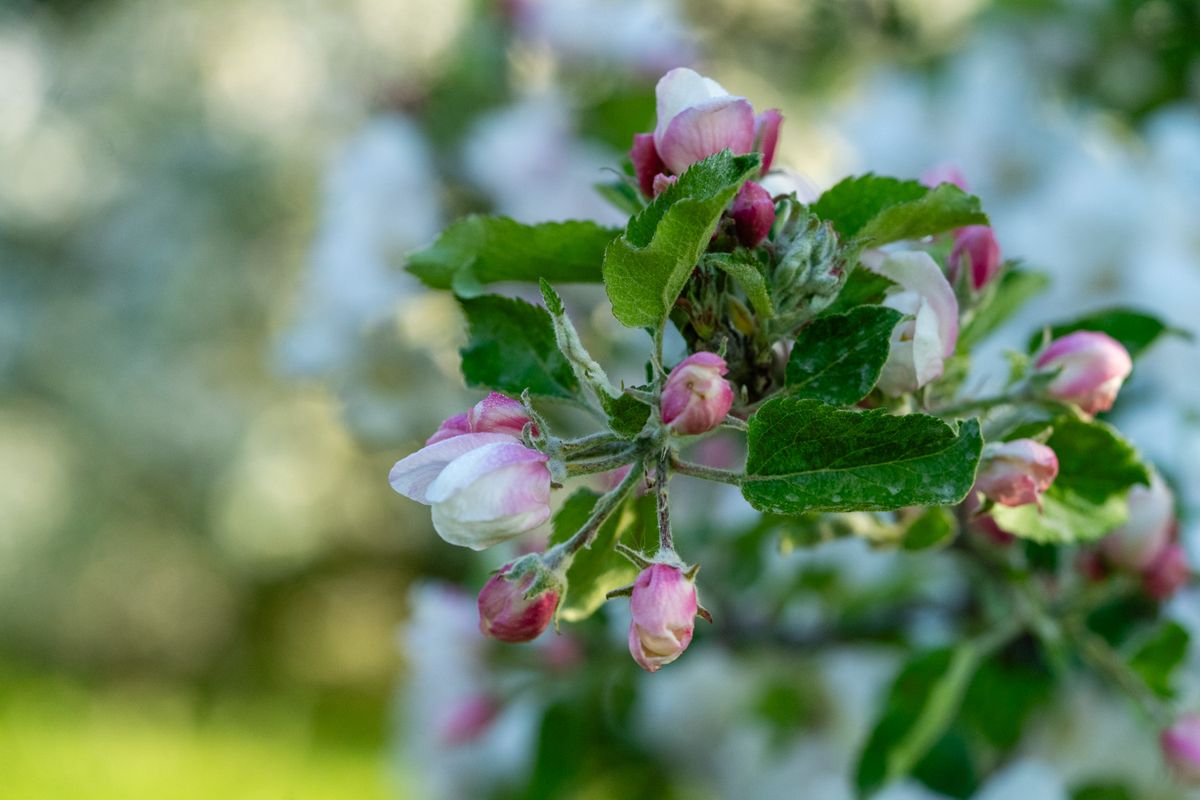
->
469;392;531;437
754;109;783;174
425;412;471;445
657;98;756;175
388;433;515;504
653;67;733;146
425;441;549;507
867;251;959;357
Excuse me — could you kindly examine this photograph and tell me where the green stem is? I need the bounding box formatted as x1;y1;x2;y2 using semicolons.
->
655;453;673;553
670;456;743;486
563;446;639;477
931;391;1027;418
545;459;645;570
1063;616;1170;727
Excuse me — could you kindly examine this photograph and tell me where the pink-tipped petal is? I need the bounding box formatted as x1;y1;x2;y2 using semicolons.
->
754;108;783;174
653;67;733;147
426;412;472;445
657;98;756;175
630;132;665;198
661;352;734;435
469;392;531;437
1036;331;1133;415
950;225;1003;291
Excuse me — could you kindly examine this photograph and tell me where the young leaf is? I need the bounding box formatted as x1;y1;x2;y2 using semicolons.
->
603;151;760;329
855;646;981;797
1129;621;1190;699
408;216;617;294
600;391;652;439
990;416;1151;543
706;250;774;320
820;267;896;317
785;306;903;405
742;398;982;514
458;295;580;399
902;506;958;551
1027;306;1190;359
811;174;987;245
548;489;655;622
958;268;1050;351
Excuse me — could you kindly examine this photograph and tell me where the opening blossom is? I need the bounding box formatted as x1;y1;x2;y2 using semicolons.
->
861;250;959;396
630;67;781;195
660;352;734;435
628;564;698;672
1036;331;1132;415
1101;472;1175;571
389;393;552;550
974;439;1059;508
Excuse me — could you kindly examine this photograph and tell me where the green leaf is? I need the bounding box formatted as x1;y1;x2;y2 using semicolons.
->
407;216;618;294
743;398;982;514
1129;621;1190;699
600;391;652;439
458;295;579;399
1071;784;1135;800
785;306;903;404
706;250;774;320
603;151;760;328
958;268;1050;351
902;506;958;551
960;647;1053;751
990;416;1151;543
811;174;987;245
594;179;646;217
548;489;654;623
1028;307;1191;359
855;646;980;797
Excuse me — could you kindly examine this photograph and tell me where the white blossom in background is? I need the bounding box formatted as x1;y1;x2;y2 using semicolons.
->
278;115;442;376
398;583;539;799
513;0;694;74
463;95;625;225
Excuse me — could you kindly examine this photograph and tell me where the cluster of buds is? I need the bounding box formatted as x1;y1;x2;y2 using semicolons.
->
389;393;552;550
630;68;782;248
1097;472;1190;600
974;439;1059;508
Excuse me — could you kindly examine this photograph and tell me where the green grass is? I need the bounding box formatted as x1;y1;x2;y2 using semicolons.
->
0;669;400;800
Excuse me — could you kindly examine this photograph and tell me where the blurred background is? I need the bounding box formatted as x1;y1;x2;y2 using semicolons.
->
1;0;1198;797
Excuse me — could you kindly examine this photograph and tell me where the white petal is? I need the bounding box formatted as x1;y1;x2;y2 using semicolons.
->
654;67;735;148
387;433;514;504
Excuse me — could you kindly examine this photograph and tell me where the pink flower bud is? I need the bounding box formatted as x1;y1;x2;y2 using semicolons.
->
754;108;783;174
731;181;775;247
440;694;499;746
1035;331;1132;415
949;225;1003;291
1162;714;1200;783
477;555;561;643
660;352;734;435
630;132;665;198
1144;543;1190;601
652;173;677;196
628;564;698;672
426;392;533;444
390;433;552;550
974;439;1058;507
1102;473;1174;571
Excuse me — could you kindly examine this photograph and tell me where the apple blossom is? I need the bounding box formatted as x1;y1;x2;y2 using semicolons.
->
426;392;533;444
629;67;781;194
974;439;1058;507
389;432;552;550
477;555;562;643
660;352;734;435
730;181;775;248
1162;714;1200;783
949;225;1003;291
1143;543;1190;600
861;250;959;395
1101;472;1174;571
1035;331;1132;415
628;563;698;672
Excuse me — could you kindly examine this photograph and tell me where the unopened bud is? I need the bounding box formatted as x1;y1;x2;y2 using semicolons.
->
477;555;562;643
628;563;698;672
974;439;1058;507
1035;331;1132;415
731;181;775;248
1102;473;1174;571
661;352;734;435
1144;543;1190;601
949;225;1003;291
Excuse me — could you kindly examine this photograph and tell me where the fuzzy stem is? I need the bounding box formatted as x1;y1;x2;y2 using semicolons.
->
1063;616;1171;727
545;459;645;570
563;447;640;477
670;456;744;486
655;453;673;553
